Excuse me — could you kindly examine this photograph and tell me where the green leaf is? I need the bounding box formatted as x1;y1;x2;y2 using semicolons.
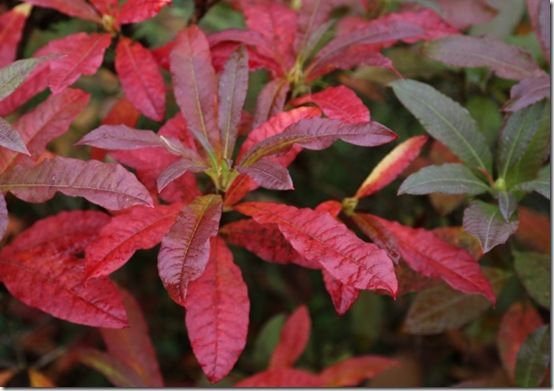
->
463;201;518;253
252;313;286;370
404;267;510;335
515;325;550;387
466;96;502;148
497;102;547;182
515;165;550;199
391;79;492;172
497;191;518;221
0;57;48;101
398;163;489;195
514;251;550;308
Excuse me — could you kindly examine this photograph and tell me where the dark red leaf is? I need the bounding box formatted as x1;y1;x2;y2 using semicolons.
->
322;270;360;316
85;203;182;278
77;125;165;151
115;37;166;121
237;158;293;190
320;355;398;386
505;74;550;112
252;78;290;128
0;210;128;328
516;207;550;253
269;306;311;369
185;237;249;383
157;194;222;306
0;4;31;67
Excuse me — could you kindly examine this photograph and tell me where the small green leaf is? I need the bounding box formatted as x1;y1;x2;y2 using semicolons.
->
252;313;286;370
463;201;518;253
404;267;510;335
515;165;550;199
398;163;489;195
514;251;550;308
391;79;492;172
515;325;550;387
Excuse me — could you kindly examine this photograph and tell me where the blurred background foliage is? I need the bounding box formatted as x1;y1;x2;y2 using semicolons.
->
0;0;550;387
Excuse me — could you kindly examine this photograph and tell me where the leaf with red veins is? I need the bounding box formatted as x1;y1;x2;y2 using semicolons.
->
294;0;334;54
118;0;172;24
0;63;50;117
221;219;319;269
99;289;164;387
235;202;397;295
356;135;428;198
323;270;360;316
170;25;220;154
158;195;222;306
0;4;32;67
0;88;89;172
320;356;398;386
292;86;369;124
252;78;290;128
38;32;111;94
115;37;166;121
505;74;550;112
236;368;323;387
497;302;544;381
0;156;153;210
239;118;397;168
157;159;206;193
21;0;101;22
77;125;165;150
0;210;128;328
269;306;311;369
237;158;293;191
352;213;495;303
185;237;249;383
242;3;297;70
85;203;182;278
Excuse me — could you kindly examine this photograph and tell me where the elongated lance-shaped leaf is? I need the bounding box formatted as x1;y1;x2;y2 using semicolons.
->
0;195;6;241
463;201;518;253
425;35;544;81
0;4;32;67
352;213;495;302
239;118;396;167
357;135;428;198
294;0;333;54
218;46;248;159
391;79;492;172
398;163;489;195
185;237;249;383
85;203;182;279
514;251;550;308
252;78;290;128
497;190;518;221
77;125;165;150
235;202;398;296
157;159;207;193
0;156;153;210
515;165;550;199
269;306;311;369
0;63;49;117
78;349;146;387
0;211;128;328
505;74;550;112
115;37;166;121
237;158;294;190
170;26;220;156
158;194;222;307
0;117;28;155
320;356;398;387
21;0;101;22
309;20;423;73
515;325;550;387
118;0;171;24
497;101;547;181
0;57;49;101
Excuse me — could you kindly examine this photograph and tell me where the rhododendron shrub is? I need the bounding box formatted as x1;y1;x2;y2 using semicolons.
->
0;0;549;387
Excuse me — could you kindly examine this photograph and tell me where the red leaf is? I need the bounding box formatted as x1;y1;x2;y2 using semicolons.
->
236;368;323;387
235;202;397;295
320;355;398;386
77;125;165;151
115;37;166;121
322;270;360;316
0;156;153;211
221;219;318;269
0;63;49;117
185;237;249;383
237;158;293;190
21;0;101;22
157;195;222;306
0;4;31;67
315;200;343;218
118;0;171;24
356;135;428;198
90;0;119;17
0;88;89;172
252;78;290;128
516;207;550;253
269;306;311;369
0;211;128;328
497;302;544;381
294;0;333;54
85;203;182;278
170;26;220;154
99;289;164;386
352;213;495;302
37;32;111;94
292;86;370;124
102;97;141;127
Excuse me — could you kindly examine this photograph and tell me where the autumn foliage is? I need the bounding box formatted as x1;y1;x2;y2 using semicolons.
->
0;0;550;387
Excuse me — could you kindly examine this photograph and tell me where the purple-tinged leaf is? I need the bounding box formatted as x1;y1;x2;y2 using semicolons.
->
463;201;518;253
77;125;164;150
435;0;497;29
158;194;222;307
0;195;6;240
0;117;28;155
0;156;153;210
294;0;333;54
252;78;290;128
536;0;550;59
157;159;206;192
237;158;293;190
505;75;550;112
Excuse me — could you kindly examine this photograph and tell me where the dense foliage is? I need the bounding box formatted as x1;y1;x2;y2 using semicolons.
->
0;0;550;387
